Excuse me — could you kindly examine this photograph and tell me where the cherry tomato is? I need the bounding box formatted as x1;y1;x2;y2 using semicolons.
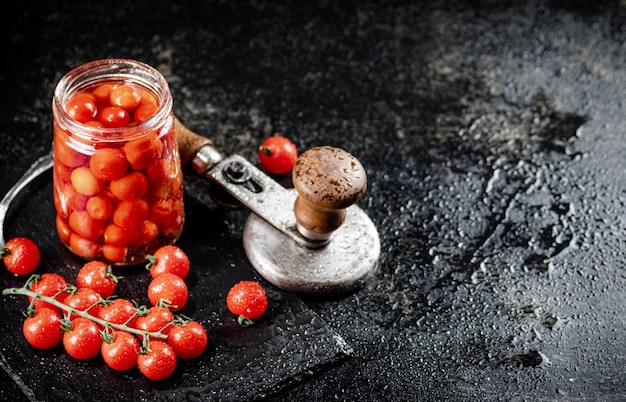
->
64;287;102;320
92;83;114;104
69;233;102;260
167;320;208;359
123;135;163;170
89;147;128;181
146;245;190;279
69;210;105;240
103;223;140;246
99;105;130;128
29;273;69;311
133;102;158;123
76;260;118;298
85;120;105;128
53;127;90;168
137;340;177;380
226;280;268;321
86;195;113;220
58;182;89;215
71;167;103;196
101;330;140;371
146;159;182;197
134;305;174;341
98;298;138;327
109;84;142;110
137;220;159;246
1;237;40;275
65;93;98;123
63;317;102;360
147;273;188;312
258;135;298;174
112;199;149;228
22;307;63;349
102;244;128;263
56;214;72;243
110;171;148;201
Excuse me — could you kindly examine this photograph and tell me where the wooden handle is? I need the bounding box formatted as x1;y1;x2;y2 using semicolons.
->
174;117;213;170
292;146;367;239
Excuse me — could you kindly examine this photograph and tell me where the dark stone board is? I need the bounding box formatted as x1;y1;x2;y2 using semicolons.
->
2;1;626;401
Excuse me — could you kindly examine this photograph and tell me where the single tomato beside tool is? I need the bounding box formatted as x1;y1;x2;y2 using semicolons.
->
1;237;40;275
258;135;298;174
226;280;268;326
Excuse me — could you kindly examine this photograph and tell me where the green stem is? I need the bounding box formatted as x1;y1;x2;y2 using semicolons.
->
2;287;167;340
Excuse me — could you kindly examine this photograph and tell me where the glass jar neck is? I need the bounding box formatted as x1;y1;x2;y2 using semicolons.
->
52;59;173;143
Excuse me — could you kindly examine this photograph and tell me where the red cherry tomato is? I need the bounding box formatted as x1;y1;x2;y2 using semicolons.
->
110;171;148;201
123;135;163;170
147;273;188;312
167;320;208;359
103;223;140;246
1;237;40;275
89;147;128;181
109;84;142;111
137;220;159;246
258;135;298;174
68;233;102;260
226;280;268;322
64;287;102;320
134;305;174;341
133;102;158;123
102;244;128;263
56;214;72;243
76;260;118;299
146;245;190;279
22;307;64;349
63;317;102;360
98;298;138;327
137;340;177;380
101;330;140;371
68;210;105;240
65;93;98;123
99;106;130;128
54;127;90;168
86;195;113;220
92;83;114;104
28;273;69;311
112;199;149;228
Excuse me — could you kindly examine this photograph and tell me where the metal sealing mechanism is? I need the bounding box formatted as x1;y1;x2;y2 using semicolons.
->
201;150;380;294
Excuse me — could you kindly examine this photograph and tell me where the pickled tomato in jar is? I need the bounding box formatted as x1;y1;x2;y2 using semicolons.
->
52;59;184;265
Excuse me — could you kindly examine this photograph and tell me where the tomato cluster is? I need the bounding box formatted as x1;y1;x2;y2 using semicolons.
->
17;245;207;381
53;82;184;264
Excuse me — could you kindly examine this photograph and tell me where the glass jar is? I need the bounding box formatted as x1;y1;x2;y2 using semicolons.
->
52;59;184;265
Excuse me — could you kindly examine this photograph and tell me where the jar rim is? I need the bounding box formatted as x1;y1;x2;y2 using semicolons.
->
52;58;173;142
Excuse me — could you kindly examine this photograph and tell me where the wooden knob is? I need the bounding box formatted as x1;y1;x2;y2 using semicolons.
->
292;146;367;241
174;117;213;170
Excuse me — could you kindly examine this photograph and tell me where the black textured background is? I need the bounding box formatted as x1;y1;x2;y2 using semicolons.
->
1;1;626;401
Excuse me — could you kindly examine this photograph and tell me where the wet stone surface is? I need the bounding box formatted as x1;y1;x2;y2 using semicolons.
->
2;0;626;401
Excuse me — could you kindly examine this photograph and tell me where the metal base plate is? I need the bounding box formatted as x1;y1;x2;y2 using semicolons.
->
243;204;380;294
